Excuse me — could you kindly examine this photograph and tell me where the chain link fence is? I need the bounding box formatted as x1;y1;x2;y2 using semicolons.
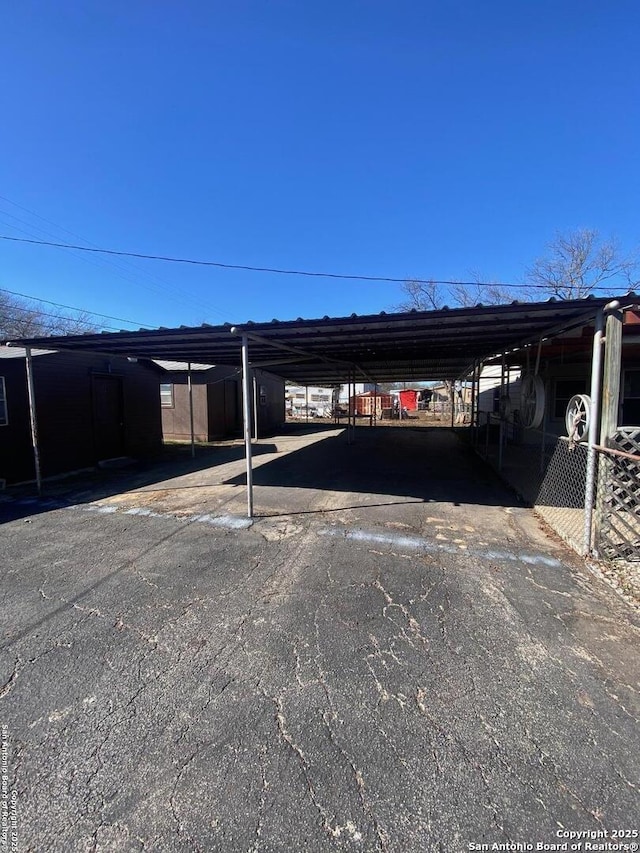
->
474;413;589;555
473;415;640;562
535;438;588;555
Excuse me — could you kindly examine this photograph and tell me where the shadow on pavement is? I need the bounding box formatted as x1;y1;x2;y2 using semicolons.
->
224;426;521;509
0;441;278;524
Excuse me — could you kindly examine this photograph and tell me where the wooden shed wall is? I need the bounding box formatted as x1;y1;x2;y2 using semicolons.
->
0;352;162;484
161;382;210;441
160;366;284;442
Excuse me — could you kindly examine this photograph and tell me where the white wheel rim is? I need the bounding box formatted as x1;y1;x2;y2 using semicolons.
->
520;374;545;429
565;394;591;442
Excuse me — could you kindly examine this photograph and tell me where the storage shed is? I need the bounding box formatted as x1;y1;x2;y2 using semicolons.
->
398;389;425;411
351;391;393;416
157;362;285;441
0;347;163;485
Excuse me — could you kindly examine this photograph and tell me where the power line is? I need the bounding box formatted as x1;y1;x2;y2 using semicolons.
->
0;233;559;290
0;197;229;320
1;232;634;294
0;287;152;329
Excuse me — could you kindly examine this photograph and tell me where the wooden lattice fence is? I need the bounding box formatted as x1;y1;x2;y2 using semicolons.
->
596;427;640;561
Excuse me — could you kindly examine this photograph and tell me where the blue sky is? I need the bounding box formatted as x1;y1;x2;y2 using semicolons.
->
1;1;639;329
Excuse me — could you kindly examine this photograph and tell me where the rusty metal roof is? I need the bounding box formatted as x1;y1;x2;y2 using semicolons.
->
5;295;635;383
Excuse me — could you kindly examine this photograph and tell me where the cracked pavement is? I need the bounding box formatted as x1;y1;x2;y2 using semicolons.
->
0;426;639;851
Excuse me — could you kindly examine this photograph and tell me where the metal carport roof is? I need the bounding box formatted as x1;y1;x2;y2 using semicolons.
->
5;295;634;383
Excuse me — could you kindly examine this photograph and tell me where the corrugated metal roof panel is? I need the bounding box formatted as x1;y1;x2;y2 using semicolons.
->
5;294;637;382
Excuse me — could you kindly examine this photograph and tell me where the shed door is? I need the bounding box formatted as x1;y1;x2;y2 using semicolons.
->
93;375;125;460
224;379;239;435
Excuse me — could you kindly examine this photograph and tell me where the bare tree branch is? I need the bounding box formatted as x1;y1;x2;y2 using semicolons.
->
395;279;444;311
0;290;99;340
526;229;639;299
396;274;519;312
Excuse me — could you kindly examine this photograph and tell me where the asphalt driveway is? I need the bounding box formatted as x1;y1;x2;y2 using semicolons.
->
1;427;638;851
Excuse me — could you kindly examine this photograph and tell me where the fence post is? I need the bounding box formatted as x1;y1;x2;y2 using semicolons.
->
600;307;623;443
594;304;623;551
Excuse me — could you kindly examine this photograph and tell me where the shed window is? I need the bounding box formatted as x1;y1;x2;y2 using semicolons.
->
554;379;587;419
0;377;6;425
160;383;174;408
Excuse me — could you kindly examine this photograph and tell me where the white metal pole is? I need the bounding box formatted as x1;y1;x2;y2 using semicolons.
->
187;362;195;458
347;373;354;444
583;308;605;555
25;347;42;495
469;365;474;435
351;370;356;441
346;375;351;444
241;335;254;518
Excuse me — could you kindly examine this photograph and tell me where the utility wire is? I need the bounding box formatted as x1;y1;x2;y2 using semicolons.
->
2;232;635;294
0;287;152;329
0;198;228;320
0;233;576;290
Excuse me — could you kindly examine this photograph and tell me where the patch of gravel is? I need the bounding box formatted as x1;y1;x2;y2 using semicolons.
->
586;557;640;612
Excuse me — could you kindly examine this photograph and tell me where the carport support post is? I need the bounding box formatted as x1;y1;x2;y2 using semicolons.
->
497;355;506;472
241;335;254;518
346;374;352;444
351;369;356;441
450;385;455;428
25;346;42;495
187;362;195;458
347;370;355;444
583;308;605;556
305;385;309;424
470;363;477;440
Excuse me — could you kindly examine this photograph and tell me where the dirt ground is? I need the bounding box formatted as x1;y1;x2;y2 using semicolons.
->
287;410;456;429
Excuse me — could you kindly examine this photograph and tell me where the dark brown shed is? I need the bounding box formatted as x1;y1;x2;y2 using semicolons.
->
0;347;163;485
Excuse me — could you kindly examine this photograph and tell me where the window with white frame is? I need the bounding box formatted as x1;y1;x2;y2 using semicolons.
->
160;383;174;408
0;377;7;426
